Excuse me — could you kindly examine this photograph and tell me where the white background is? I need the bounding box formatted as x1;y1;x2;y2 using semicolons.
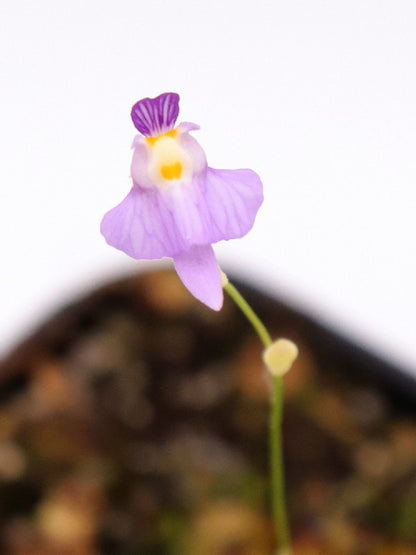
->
1;1;415;372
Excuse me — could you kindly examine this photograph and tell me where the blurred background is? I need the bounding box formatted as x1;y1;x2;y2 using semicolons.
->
1;3;416;552
1;0;415;371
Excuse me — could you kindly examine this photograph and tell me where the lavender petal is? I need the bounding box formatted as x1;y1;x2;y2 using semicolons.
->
170;168;264;246
173;244;223;310
100;184;188;260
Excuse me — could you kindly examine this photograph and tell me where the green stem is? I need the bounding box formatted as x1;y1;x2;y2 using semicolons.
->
270;375;290;554
224;281;291;554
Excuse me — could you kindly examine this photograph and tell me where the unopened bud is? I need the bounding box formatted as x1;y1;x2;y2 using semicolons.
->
263;338;298;377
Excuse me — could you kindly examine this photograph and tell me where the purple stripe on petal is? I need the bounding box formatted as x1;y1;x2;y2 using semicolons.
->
174;244;223;311
131;93;180;137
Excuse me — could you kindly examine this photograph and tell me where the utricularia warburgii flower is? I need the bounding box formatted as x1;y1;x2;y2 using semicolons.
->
101;93;263;310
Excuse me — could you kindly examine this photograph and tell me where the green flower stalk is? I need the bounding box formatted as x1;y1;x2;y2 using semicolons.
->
223;278;298;554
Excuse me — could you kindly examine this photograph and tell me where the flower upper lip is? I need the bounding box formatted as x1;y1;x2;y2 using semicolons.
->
131;92;180;137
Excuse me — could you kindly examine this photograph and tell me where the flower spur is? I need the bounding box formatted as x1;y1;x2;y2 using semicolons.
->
101;93;263;310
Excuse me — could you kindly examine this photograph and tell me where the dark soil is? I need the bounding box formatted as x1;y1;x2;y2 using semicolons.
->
0;269;415;554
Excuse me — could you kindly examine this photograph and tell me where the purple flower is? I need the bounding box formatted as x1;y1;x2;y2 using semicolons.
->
101;93;263;310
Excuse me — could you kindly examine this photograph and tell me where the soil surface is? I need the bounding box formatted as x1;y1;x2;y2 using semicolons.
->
0;270;415;554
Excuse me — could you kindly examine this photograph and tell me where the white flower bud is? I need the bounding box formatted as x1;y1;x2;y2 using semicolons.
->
263;338;298;377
